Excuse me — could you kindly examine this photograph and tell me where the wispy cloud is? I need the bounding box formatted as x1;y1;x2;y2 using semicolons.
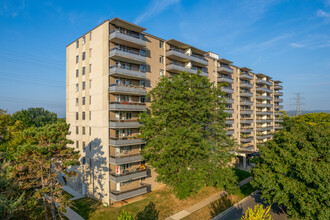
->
134;0;181;24
317;9;330;17
290;43;305;48
0;0;26;17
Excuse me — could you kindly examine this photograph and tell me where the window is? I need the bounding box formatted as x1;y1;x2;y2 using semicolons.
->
159;69;164;76
82;97;85;105
89;96;91;104
89;111;91;120
89;127;91;135
159;55;164;63
82;36;86;44
89;80;91;89
82;52;86;60
76;126;79;134
82;157;86;164
82;66;85;75
82;127;85;135
76;83;79;92
76;98;79;106
82;82;86;90
76;40;79;48
76;112;79;120
140;96;146;103
89;48;92;57
76;55;79;63
159;40;164;48
89;64;92;73
82;112;86;120
120;145;132;153
76;141;79;148
76;69;79;77
82;141;86;149
89;32;92;40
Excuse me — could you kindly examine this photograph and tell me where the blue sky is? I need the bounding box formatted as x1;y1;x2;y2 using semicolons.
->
0;0;330;118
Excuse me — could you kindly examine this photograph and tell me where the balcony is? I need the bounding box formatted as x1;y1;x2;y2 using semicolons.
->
274;105;284;109
275;125;284;129
109;65;146;80
274;98;283;103
110;169;148;183
256;134;272;139
240;73;253;80
166;63;208;77
256;87;273;93
274;85;283;90
256;119;273;123
274;112;283;116
256;126;273;131
221;87;234;94
225;98;234;104
217;66;234;74
274;91;283;96
240;110;253;114
256;79;273;86
109;102;147;111
226;129;234;135
217;76;234;84
240;136;254;142
109;30;146;48
275;118;284;122
225;119;234;124
241;127;253;133
109;84;147;96
256;96;273;100
240;118;254;123
240;101;253;106
240;82;253;89
110;138;145;146
110;154;143;165
256;103;273;108
240;92;253;97
224;109;234;114
109;48;146;64
110;183;148;202
166;49;208;66
256;111;273;115
109;120;141;128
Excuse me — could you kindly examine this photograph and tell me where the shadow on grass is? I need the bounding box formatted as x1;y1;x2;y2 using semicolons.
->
209;195;233;218
136;202;159;220
239;182;256;197
233;168;251;182
71;197;102;219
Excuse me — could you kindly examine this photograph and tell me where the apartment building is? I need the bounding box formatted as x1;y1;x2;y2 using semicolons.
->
66;17;283;205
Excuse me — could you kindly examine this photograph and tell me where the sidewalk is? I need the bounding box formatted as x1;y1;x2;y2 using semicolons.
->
63;185;85;200
165;177;252;220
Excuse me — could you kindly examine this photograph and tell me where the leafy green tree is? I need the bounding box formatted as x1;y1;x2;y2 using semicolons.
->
12;107;57;128
139;72;237;199
136;202;159;220
241;204;272;220
10;122;80;219
252;113;330;219
118;210;134;220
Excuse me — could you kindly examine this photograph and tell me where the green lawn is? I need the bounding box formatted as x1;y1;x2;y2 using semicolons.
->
233;168;251;182
71;169;253;220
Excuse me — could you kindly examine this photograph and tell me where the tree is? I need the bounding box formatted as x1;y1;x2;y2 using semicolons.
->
241;204;272;220
136;202;159;220
12;107;57;128
139;72;237;199
251;113;330;219
10;121;80;219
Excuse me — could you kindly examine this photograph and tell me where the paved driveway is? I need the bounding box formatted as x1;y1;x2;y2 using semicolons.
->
214;192;288;220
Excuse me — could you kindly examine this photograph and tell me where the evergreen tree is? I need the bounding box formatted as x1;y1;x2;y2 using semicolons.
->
12;107;57;128
139;72;237;199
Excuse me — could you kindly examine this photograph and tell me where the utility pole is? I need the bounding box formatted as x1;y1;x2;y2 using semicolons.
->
292;93;304;116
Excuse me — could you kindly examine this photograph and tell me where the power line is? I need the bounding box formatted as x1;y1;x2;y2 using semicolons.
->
292;93;304;116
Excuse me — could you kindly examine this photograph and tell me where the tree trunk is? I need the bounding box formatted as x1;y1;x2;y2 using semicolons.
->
41;175;49;220
49;179;57;220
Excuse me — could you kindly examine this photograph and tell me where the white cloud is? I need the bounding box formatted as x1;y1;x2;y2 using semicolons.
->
0;0;26;17
134;0;181;24
317;9;330;17
290;43;305;48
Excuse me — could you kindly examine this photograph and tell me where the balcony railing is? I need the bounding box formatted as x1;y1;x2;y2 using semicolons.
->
109;137;145;146
274;98;283;103
256;134;273;139
256;87;273;93
240;91;253;97
256;126;273;131
225;119;234;124
240;136;254;142
217;76;234;84
256;111;273;115
110;183;148;202
166;63;208;77
110;154;143;165
109;119;142;128
256;79;273;86
109;29;146;48
240;100;253;106
109;84;147;95
221;87;234;94
274;105;284;109
166;48;208;65
256;119;273;123
240;110;253;114
274;91;283;96
217;66;234;74
109;101;147;111
240;72;253;80
256;95;273;100
109;65;146;80
109;47;146;64
224;109;234;114
110;168;148;183
256;103;273;108
240;118;254;123
274;85;283;90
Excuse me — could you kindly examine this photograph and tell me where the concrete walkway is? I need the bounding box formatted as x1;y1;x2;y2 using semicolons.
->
63;185;85;200
165;177;252;220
